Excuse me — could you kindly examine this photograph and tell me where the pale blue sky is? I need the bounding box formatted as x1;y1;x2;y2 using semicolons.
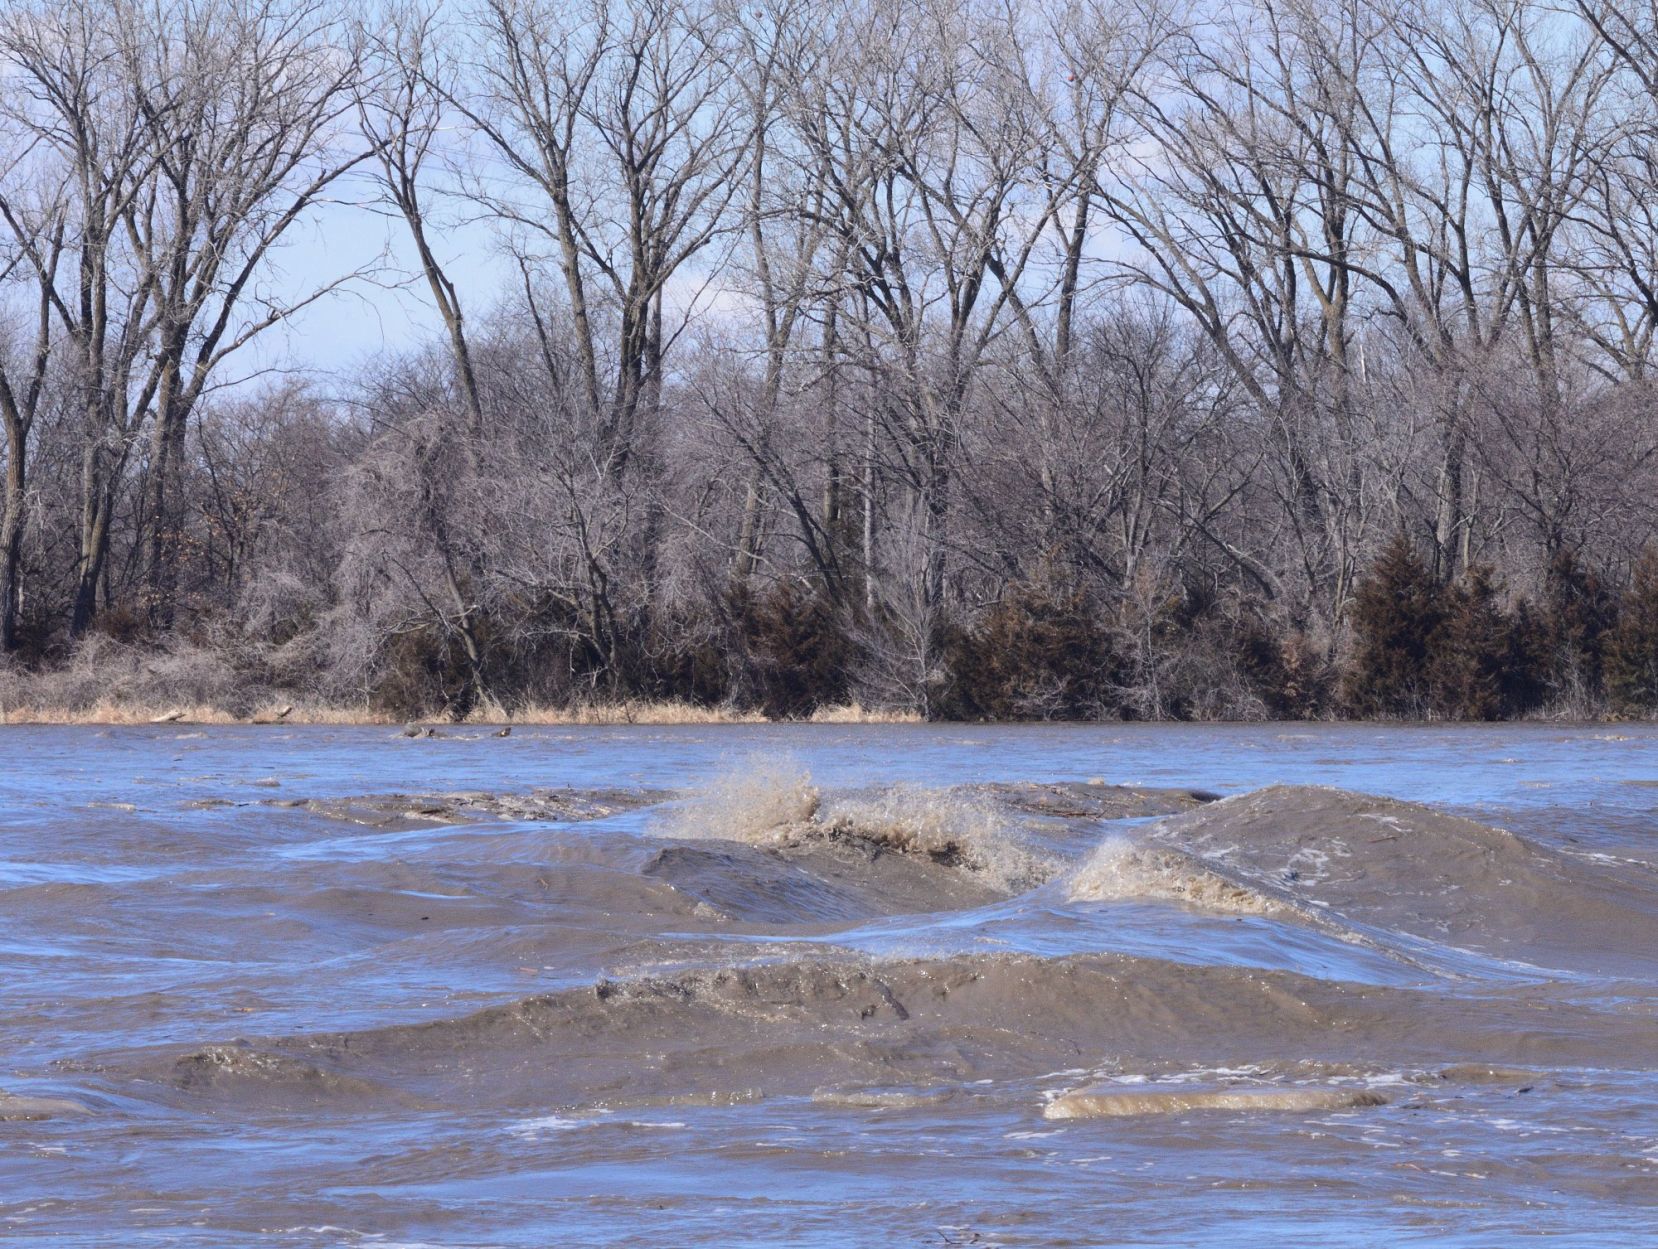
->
244;175;507;387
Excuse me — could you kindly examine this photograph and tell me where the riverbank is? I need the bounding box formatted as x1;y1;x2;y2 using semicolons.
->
0;698;921;727
1;635;1647;726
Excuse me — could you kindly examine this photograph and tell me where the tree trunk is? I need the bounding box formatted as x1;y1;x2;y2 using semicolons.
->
1434;415;1467;583
0;418;24;651
70;480;113;637
142;404;188;628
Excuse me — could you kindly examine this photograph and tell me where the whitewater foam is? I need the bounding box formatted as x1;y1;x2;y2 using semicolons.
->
811;1085;957;1110
1044;1086;1389;1119
662;755;823;843
1067;838;1292;917
662;760;1053;892
815;785;1053;892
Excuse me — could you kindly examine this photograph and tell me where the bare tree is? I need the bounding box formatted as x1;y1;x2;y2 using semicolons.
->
1;0;369;635
1;0;157;635
359;0;485;442
0;153;65;650
7;0;1658;721
121;0;370;624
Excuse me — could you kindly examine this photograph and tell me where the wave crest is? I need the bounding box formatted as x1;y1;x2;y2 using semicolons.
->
1068;838;1290;917
816;786;1052;891
662;761;1052;892
1044;1085;1387;1119
663;755;822;842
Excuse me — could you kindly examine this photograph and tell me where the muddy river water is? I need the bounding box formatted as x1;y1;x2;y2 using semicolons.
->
2;723;1656;1246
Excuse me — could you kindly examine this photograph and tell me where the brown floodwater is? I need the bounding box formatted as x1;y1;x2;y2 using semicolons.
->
2;723;1656;1245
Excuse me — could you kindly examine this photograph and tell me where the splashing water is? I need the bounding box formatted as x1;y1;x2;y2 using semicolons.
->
661;760;1054;892
659;753;822;842
1068;837;1291;917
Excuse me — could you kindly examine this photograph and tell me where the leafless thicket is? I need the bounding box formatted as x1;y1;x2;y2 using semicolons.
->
2;0;1657;719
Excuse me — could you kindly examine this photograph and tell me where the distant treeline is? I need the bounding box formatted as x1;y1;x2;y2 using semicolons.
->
3;0;1658;721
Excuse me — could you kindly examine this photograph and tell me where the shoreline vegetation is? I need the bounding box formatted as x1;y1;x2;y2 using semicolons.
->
2;706;1652;728
0;698;921;727
5;534;1658;726
4;2;1658;728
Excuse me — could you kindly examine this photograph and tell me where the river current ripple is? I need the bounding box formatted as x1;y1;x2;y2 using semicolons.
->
2;723;1656;1247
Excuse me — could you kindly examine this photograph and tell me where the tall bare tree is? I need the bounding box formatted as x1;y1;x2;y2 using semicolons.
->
1;0;368;634
0;156;65;650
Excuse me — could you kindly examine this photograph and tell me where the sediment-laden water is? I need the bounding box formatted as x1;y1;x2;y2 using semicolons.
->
3;724;1657;1246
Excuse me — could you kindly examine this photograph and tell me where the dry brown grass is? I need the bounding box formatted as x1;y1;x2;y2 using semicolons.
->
480;700;921;725
807;701;923;724
2;638;925;726
0;697;921;726
471;699;768;726
0;700;396;726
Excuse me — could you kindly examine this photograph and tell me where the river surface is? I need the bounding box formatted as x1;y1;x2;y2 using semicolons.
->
2;723;1657;1246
